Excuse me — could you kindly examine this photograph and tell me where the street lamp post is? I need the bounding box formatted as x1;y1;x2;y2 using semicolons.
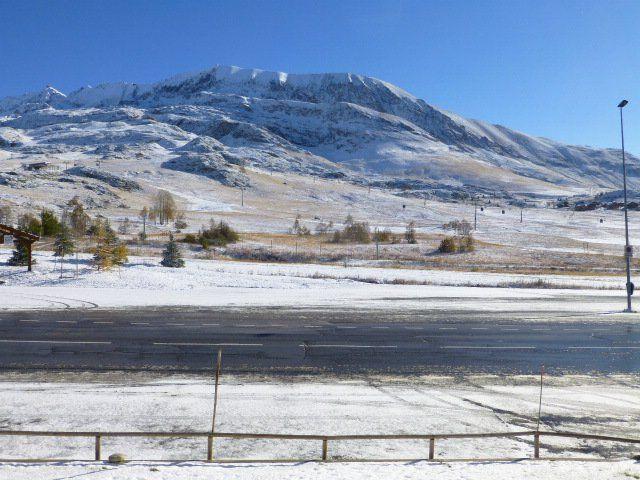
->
618;99;633;312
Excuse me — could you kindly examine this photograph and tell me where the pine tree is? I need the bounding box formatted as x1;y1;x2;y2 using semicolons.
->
54;226;75;258
40;209;62;237
92;218;127;270
7;242;34;266
161;233;185;268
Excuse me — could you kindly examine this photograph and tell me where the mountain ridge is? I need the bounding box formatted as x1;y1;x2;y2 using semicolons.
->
1;64;637;197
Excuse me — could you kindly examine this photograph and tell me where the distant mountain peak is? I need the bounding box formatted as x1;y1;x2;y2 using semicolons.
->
0;85;66;114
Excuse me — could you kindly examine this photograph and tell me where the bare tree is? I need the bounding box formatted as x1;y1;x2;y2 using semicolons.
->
290;215;310;236
67;197;91;237
139;206;149;237
442;219;472;236
456;220;472;236
315;220;334;235
405;221;417;244
0;204;12;224
152;190;177;225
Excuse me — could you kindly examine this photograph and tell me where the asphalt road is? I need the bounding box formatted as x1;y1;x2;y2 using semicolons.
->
0;307;638;374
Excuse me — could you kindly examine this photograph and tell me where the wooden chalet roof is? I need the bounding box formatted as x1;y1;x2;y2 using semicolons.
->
0;224;40;243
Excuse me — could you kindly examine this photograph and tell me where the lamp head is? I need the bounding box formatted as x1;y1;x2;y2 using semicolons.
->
618;100;629;108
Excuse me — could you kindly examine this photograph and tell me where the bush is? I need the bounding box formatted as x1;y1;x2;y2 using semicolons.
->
438;236;457;253
198;219;240;248
344;222;370;243
331;218;371;244
373;228;392;243
458;235;475;252
174;212;188;232
182;233;198;244
437;234;475;254
111;244;128;265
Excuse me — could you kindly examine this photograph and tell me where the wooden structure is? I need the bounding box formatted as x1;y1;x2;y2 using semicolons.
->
0;224;39;272
0;428;637;462
23;162;51;172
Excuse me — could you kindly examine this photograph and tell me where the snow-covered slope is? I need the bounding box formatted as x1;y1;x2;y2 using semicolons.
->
1;65;637;197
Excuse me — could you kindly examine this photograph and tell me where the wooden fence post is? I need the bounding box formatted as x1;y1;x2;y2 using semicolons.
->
210;348;222;461
95;435;101;461
8;429;639;463
27;243;33;272
207;435;214;462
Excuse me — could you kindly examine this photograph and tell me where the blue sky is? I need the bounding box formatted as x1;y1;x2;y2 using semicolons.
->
1;0;639;153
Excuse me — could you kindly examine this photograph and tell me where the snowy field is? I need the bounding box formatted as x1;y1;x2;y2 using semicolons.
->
0;250;635;315
2;459;638;480
3;146;640;260
0;374;638;478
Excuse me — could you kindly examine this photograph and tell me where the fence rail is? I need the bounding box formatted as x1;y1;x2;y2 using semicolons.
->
0;429;638;462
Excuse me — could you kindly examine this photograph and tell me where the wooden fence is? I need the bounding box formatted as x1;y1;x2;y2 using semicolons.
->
0;429;638;462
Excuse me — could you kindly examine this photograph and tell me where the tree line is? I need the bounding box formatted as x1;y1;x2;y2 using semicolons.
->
1;189;199;270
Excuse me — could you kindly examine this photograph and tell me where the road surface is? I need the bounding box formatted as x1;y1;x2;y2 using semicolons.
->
0;307;638;374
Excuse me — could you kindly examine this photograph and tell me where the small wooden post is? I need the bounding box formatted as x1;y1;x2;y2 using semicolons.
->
95;435;101;461
207;435;214;462
209;349;223;460
322;438;328;461
211;350;222;432
429;437;435;460
537;365;545;431
534;432;540;459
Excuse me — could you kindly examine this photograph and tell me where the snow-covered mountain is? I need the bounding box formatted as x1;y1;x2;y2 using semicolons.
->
1;65;636;198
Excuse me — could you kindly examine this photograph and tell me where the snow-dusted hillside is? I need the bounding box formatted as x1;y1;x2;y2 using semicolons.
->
1;65;637;200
